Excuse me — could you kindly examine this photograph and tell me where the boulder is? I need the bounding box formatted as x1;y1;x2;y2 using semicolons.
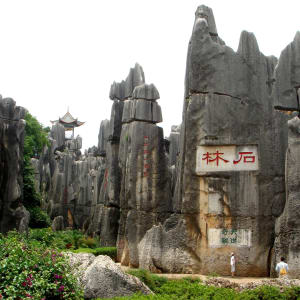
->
67;252;152;299
51;216;65;231
15;205;30;235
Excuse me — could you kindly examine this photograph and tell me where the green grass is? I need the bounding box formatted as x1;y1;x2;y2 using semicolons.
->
69;247;117;260
94;269;300;300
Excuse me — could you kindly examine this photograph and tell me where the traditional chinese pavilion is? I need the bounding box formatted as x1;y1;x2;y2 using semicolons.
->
51;110;85;139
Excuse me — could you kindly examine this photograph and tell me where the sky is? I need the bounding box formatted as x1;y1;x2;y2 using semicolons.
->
0;0;299;150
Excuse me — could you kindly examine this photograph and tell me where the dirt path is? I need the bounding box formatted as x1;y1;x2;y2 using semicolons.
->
118;264;270;284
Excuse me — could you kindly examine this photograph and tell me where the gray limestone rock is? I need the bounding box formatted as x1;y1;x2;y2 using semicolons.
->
108;100;124;142
124;63;145;99
109;81;126;101
117;121;172;267
50;123;65;150
15;205;30;235
110;64;145;101
274;32;300;111
139;6;288;276
122;99;162;124
168;125;181;166
51;215;65;231
273;117;300;278
132;83;160;101
0;97;26;233
98;119;110;155
67;253;152;299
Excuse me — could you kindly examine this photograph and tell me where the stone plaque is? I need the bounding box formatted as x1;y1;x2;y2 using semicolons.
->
208;228;252;247
196;145;259;174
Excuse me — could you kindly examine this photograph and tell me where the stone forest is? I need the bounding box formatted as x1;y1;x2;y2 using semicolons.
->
2;4;300;299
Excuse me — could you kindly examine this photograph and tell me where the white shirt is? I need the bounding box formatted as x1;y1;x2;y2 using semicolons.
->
231;256;235;266
276;261;288;273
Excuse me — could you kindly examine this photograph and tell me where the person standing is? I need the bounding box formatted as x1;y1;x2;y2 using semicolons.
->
276;257;289;277
230;252;236;277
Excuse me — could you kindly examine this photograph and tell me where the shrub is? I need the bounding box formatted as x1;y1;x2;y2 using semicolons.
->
79;236;98;249
126;269;167;292
70;247;117;260
0;231;83;299
28;228;83;250
28;206;51;228
23;112;50;228
94;247;117;260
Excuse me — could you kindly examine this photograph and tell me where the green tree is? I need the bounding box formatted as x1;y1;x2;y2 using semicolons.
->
23;112;50;228
24;113;49;160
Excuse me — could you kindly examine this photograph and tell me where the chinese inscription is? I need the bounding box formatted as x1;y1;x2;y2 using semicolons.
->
196;145;258;173
208;228;252;247
143;136;150;177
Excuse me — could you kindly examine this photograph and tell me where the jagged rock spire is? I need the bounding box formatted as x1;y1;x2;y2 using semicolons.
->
109;63;145;101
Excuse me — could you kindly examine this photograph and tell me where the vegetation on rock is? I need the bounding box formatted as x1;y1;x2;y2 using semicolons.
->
23;112;50;228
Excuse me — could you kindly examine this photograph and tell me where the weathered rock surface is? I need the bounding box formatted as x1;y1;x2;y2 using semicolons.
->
273;117;300;278
50;123;65;150
272;31;300;279
109;63;145;101
132;83;160;101
168;125;180;166
122;99;162;123
15;204;30;234
51;215;64;231
138;5;288;276
274;32;300;111
35;125;104;229
0;97;26;233
117;119;172;267
98;119;110;155
88;64;163;248
67;252;152;299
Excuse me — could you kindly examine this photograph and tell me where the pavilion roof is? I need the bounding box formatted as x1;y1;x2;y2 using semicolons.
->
50;111;85;129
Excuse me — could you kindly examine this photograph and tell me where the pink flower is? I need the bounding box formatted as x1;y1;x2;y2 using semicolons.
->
22;282;27;287
58;285;64;292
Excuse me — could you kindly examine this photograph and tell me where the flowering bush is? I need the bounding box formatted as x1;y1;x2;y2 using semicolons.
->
0;231;83;299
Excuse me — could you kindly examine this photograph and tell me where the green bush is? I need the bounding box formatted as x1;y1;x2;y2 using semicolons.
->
70;247;117;260
0;231;83;299
28;206;51;228
23;112;50;228
94;247;117;260
79;236;98;249
28;228;84;250
126;269;168;292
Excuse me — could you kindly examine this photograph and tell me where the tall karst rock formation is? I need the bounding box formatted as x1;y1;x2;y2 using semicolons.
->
88;63;171;251
138;5;288;276
273;32;300;278
0;97;26;233
87;63;172;267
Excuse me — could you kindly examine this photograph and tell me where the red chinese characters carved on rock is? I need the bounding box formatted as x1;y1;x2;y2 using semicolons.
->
233;152;255;164
202;150;229;166
202;151;255;166
143;136;149;177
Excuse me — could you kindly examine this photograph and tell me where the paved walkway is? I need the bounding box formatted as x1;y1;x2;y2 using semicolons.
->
118;264;270;284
